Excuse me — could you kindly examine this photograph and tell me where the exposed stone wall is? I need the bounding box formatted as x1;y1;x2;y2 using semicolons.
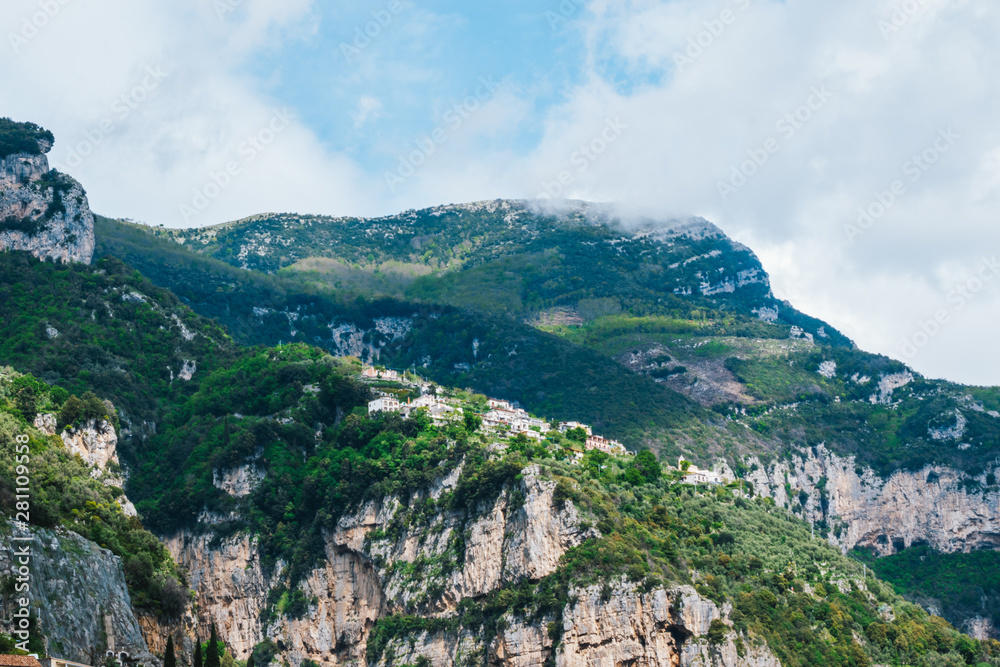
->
0;522;152;664
0;143;95;264
746;444;1000;556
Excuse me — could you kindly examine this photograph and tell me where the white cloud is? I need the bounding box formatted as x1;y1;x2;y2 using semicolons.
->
481;0;1000;386
1;0;998;384
0;0;375;224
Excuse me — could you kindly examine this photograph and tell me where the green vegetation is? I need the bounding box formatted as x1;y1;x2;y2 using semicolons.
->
857;546;1000;635
147;206;850;348
365;450;1000;667
0;117;54;159
0;251;236;427
93;217;706;448
164;636;176;667
0;368;186;618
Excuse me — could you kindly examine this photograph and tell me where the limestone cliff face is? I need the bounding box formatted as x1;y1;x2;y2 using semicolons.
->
166;465;783;666
0;522;152;664
381;581;781;667
164;531;274;659
331;464;598;614
53;415;138;516
746;444;1000;556
61;418;120;470
0;140;95;264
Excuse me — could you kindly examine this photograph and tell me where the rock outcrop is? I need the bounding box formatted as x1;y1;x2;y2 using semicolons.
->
61;418;120;471
0;129;95;264
0;522;152;664
746;444;1000;556
380;581;782;667
164;531;274;658
165;465;784;666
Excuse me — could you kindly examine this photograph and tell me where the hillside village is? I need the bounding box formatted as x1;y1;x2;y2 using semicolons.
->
362;365;726;484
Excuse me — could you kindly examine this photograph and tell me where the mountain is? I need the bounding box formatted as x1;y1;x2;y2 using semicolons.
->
94;215;711;452
147;201;849;346
0;117;94;263
2;117;1000;665
98;197;1000;640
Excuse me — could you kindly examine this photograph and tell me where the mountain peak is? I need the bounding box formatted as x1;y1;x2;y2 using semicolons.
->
0;118;95;264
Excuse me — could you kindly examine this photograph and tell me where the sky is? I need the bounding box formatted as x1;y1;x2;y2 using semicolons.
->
1;0;999;386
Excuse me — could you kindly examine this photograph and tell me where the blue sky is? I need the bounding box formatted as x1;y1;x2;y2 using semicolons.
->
245;1;589;174
3;0;1000;385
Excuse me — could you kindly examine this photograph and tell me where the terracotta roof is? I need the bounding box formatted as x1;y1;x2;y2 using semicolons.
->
0;656;44;667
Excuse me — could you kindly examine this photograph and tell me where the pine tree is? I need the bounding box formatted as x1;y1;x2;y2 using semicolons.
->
206;623;221;667
164;636;176;667
246;654;255;667
193;636;202;667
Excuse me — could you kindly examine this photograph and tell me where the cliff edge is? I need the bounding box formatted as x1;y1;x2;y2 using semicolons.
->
0;117;94;264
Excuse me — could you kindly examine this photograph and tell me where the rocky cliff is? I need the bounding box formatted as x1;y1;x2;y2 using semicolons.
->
745;444;1000;557
0;127;95;264
0;522;153;663
166;465;778;666
379;581;781;667
35;411;137;515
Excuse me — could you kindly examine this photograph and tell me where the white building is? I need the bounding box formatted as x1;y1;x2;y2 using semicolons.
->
362;366;400;381
368;397;401;415
679;459;724;485
559;421;593;436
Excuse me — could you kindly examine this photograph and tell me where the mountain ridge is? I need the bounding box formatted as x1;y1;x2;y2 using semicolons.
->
4;117;1000;662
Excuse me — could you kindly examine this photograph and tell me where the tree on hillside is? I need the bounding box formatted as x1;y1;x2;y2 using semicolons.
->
206;623;221;667
246;655;255;667
633;449;661;484
164;636;176;667
193;636;202;667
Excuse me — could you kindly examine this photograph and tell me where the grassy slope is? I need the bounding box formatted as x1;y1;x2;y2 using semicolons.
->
94;216;714;449
546;314;1000;478
147;205;852;346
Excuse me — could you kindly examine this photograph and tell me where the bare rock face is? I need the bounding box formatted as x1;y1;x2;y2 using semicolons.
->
168;465;599;664
33;411;57;436
331;464;598;612
165;464;786;667
964;616;998;641
164;532;273;659
213;463;266;497
0;135;95;264
0;522;153;664
62;418;120;470
746;444;1000;556
381;581;781;667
